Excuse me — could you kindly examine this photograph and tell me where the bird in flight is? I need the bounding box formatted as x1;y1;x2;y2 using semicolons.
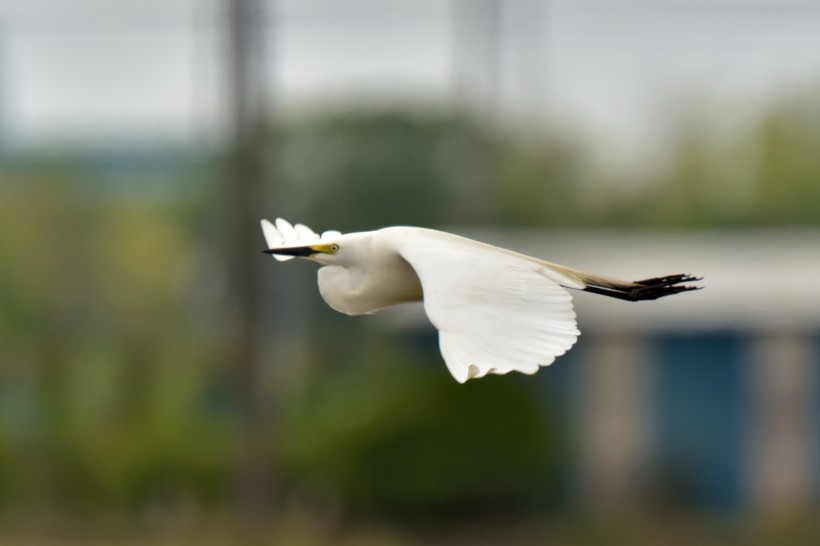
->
261;218;701;383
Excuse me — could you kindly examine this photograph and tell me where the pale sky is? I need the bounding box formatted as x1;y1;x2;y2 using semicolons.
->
2;0;820;154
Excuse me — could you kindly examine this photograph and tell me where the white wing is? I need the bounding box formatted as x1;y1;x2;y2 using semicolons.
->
395;230;580;383
260;218;329;262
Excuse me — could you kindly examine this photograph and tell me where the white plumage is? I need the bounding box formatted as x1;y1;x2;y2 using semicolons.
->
261;218;700;383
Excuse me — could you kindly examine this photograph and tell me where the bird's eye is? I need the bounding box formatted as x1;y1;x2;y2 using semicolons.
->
330;244;340;253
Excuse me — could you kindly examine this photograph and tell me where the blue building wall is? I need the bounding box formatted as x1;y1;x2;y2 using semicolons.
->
651;333;745;510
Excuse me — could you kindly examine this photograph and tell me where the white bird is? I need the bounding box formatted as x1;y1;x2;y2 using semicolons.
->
261;218;701;383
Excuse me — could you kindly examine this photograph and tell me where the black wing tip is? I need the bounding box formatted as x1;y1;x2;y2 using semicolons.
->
585;273;703;302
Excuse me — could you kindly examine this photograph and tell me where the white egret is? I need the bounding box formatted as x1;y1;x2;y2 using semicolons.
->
261;218;701;383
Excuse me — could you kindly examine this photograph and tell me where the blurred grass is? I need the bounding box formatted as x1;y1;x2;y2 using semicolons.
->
2;514;820;546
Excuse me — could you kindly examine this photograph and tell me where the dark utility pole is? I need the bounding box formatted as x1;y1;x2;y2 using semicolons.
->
226;0;271;515
450;0;502;223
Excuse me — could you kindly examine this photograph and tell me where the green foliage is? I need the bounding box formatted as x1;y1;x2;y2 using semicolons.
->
0;170;237;513
633;93;820;228
277;109;594;229
492;133;592;227
281;342;562;518
753;100;820;224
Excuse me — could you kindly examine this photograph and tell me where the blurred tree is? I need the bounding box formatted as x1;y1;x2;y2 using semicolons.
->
642;91;820;228
753;99;820;224
493;131;591;227
276;109;594;230
278;110;458;230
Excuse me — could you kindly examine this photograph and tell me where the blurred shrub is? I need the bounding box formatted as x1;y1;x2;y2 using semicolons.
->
280;338;564;519
0;167;237;513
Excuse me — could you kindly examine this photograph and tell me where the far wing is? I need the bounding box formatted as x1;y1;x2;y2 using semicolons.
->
396;231;580;383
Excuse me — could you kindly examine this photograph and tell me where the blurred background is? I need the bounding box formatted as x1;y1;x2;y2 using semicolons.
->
2;0;820;543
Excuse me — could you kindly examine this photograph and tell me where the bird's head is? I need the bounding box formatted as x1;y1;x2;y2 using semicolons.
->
263;241;343;265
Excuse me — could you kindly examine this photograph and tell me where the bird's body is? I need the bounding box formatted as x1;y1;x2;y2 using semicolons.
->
262;218;701;383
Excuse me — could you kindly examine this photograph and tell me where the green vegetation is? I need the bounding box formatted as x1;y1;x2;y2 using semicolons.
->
1;92;819;526
283;356;562;518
